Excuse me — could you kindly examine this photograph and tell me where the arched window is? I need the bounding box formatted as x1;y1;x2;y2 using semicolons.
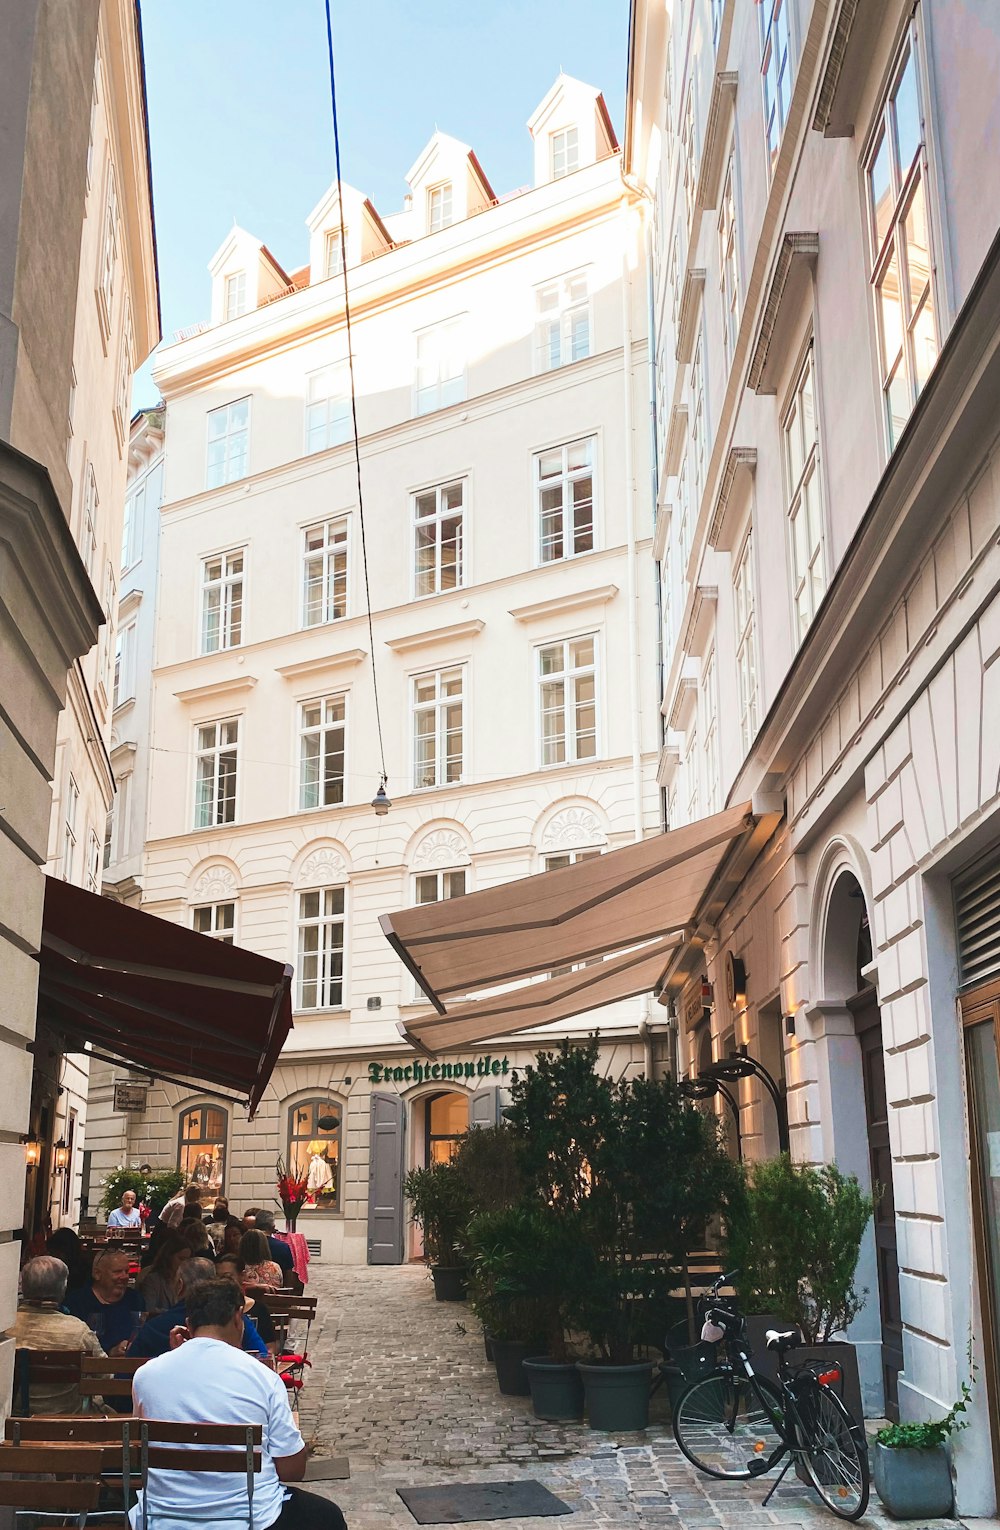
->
177;1104;228;1193
287;1099;341;1211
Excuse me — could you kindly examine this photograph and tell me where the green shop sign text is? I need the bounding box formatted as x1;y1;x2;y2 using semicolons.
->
368;1056;510;1085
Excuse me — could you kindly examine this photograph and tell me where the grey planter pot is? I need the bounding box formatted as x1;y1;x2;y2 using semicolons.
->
794;1341;864;1427
492;1338;543;1396
430;1264;468;1302
873;1441;953;1518
577;1360;653;1431
524;1357;585;1420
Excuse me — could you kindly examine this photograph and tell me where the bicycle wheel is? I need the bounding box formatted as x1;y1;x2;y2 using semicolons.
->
795;1379;870;1520
673;1372;784;1479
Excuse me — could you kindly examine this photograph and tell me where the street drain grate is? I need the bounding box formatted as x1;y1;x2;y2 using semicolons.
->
397;1481;572;1523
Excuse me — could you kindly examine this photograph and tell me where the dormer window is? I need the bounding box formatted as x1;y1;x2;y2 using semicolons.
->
427;183;453;233
550;127;579;179
224;271;247;321
324;229;346;279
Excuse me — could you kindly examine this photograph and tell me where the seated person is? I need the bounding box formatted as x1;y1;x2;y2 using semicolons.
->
251;1211;295;1285
130;1257;267;1361
205;1195;242;1252
7;1255;104;1414
215;1254;276;1352
239;1230;283;1292
64;1247;145;1354
46;1227;91;1291
131;1278;346;1530
108;1189;143;1229
177;1217;213;1258
137;1232;189;1315
160;1182;201;1230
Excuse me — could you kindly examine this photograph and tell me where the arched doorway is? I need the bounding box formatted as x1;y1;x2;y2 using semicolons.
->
424;1091;469;1164
826;868;903;1420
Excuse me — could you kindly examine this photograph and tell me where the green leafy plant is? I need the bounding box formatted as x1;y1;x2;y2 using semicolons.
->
101;1165;184;1217
727;1154;874;1342
465;1203;593;1357
875;1380;973;1449
403;1159;473;1265
449;1123;526;1215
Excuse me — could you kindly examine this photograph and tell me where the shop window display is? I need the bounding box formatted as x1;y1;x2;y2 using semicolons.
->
287;1099;341;1210
177;1104;227;1192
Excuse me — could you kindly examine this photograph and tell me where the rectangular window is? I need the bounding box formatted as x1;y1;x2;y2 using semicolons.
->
113;619;136;708
784;346;826;640
427;183;453;233
98;170;118;332
660;545;674;654
415;320;465;415
193;903;236;943
538;636;597;767
413;667;464;789
685;727;700;823
711;0;724;48
299;694;346;810
718;152;740;366
194;718;239;829
87;828;101;893
535;273;590;371
415;869;467;906
115;301;133;443
414;481;464;597
676;451;692;576
733;531;759;754
81;464;98;578
324;229;346;279
536;439;595;563
690;328;707;511
86;71;98;192
306;363;350;454
121;475;145;571
550;126;579;179
102;805;114;870
302;518;348;627
206;397;250;488
63;774;79;882
224;271;247;321
682;86;698;233
297;887;345;1009
760;0;792;175
866;35;937;451
701;648;720;814
201;550;244;653
99;561;117;698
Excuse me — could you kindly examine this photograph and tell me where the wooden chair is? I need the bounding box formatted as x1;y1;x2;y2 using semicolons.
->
137;1422;261;1530
80;1354;150;1402
11;1348;83;1417
245;1292;317;1394
0;1442;106;1527
5;1416;138;1516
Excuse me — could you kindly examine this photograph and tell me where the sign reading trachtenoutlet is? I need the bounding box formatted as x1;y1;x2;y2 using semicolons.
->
367;1056;511;1085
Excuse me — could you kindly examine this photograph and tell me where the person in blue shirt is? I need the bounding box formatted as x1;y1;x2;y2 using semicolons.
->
130;1257;267;1361
64;1248;145;1354
107;1190;142;1229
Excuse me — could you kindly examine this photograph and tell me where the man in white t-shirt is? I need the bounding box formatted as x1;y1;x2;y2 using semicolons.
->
131;1279;346;1530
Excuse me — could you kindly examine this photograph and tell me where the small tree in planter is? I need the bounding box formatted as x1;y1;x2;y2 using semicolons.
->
101;1165;184;1221
403;1159;473;1300
873;1381;972;1517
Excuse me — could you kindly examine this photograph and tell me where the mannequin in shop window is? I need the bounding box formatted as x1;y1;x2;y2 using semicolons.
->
306;1141;334;1202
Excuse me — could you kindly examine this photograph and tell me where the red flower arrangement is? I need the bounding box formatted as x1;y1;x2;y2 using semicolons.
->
276;1156;309;1224
138;1202;152;1224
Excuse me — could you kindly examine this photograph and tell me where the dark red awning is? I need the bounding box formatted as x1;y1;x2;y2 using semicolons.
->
38;877;293;1117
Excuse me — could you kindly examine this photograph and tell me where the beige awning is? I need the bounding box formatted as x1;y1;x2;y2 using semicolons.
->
400;935;680;1055
381;802;754;1013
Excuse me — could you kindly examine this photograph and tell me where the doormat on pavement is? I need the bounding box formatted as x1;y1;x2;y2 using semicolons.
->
397;1481;571;1523
303;1456;350;1481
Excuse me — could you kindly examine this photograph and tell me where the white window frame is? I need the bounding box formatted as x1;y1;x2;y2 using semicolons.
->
411;868;467;997
63;774;79;882
413;480;465;598
427;182;453;233
99;561;117;699
103;804;115;871
676;449;692;578
783;344;827;641
81;463;98;578
113;618;137;709
414;318;465;416
324;229;346;279
301;517;349;628
534;271;591;373
718;150;740;367
537;634;599;769
194;718;239;830
685;726;700;824
296;886;346;1011
121;474;144;572
733;529;759;756
200;549;244;654
206;397;251;489
550;126;580;179
535;438;596;564
86;827;101;893
115;300;133;447
306;361;351;455
681;85;698;234
298;693;347;811
224;271;247;321
193;902;237;944
690;326;707;512
760;0;792;177
864;27;938;453
412;666;465;790
97;166;118;339
701;648;720;814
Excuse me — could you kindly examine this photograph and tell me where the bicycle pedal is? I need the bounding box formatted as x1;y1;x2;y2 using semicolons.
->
746;1458;770;1477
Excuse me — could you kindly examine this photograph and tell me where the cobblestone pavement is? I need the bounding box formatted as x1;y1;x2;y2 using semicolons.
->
294;1264;949;1530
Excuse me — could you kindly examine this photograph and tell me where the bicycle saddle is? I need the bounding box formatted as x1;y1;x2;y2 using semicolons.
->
765;1328;801;1351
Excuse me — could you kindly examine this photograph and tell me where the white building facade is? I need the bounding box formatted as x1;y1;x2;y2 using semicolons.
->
628;0;1000;1510
96;78;662;1265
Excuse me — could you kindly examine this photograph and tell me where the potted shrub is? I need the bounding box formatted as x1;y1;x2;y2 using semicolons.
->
403;1159;472;1301
872;1381;971;1517
451;1125;527;1359
730;1154;874;1423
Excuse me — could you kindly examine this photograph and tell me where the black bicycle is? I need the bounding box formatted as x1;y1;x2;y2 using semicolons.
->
670;1271;869;1520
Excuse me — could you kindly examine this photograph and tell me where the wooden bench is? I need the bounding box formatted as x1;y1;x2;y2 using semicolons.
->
0;1442;107;1525
11;1347;82;1416
81;1353;151;1401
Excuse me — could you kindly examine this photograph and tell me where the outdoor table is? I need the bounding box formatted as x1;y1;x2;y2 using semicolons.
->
274;1230;309;1287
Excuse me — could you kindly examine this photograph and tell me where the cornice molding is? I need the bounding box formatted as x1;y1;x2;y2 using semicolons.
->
668;674;698;732
812;0;862;136
708;448;757;550
665;403;689;478
509;584;618;624
747;232;819;394
696;72;739;211
683;585;719;659
173;674;259;707
675;268;706;364
275;649;367;682
384;619;485;653
656;743;681;789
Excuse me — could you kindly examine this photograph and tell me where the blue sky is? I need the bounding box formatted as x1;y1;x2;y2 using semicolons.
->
136;0;629;401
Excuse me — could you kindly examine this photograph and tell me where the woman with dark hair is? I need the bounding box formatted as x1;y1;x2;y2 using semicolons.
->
137;1232;189;1316
45;1228;90;1292
177;1218;212;1258
238;1230;282;1291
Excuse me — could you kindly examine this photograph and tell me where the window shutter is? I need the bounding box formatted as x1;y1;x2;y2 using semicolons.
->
955;854;1000;989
